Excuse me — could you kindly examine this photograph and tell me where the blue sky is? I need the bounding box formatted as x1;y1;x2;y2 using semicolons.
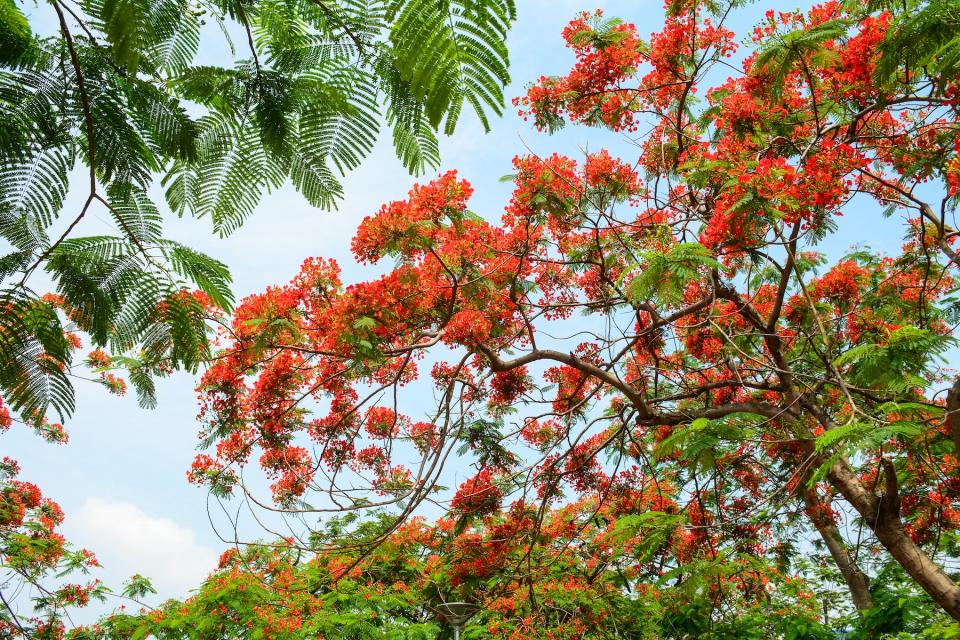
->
6;0;905;619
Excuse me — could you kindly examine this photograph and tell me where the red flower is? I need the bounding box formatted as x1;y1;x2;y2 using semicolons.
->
451;469;503;516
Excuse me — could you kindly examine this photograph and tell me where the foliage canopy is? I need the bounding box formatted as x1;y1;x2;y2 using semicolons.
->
0;0;516;422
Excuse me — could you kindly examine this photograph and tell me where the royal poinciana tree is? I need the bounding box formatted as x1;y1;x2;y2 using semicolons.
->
187;0;960;626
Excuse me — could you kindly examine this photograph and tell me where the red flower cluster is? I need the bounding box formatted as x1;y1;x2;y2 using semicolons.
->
514;11;647;131
809;260;869;302
451;468;503;516
351;171;473;264
489;367;530;406
516;6;737;132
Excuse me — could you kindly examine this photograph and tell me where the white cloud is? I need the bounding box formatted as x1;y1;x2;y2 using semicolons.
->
68;498;218;600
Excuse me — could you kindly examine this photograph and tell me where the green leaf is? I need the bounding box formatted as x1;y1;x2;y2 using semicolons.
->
624;242;719;307
387;0;515;134
753;19;846;100
98;0;155;74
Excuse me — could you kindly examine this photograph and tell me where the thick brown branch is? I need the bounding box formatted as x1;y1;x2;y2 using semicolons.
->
477;345;652;419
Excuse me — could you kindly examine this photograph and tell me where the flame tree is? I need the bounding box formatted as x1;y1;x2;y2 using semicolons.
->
187;0;960;624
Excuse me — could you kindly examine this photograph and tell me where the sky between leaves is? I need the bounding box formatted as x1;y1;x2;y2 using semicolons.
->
6;0;909;620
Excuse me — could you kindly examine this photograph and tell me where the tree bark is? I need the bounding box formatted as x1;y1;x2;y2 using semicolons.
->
827;457;960;621
873;518;960;615
946;377;960;459
802;491;873;610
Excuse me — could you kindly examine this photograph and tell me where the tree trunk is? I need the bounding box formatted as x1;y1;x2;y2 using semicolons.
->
803;491;873;610
947;377;960;459
873;518;960;616
828;456;960;621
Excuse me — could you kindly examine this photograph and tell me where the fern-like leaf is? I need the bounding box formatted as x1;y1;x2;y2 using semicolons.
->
387;0;514;134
